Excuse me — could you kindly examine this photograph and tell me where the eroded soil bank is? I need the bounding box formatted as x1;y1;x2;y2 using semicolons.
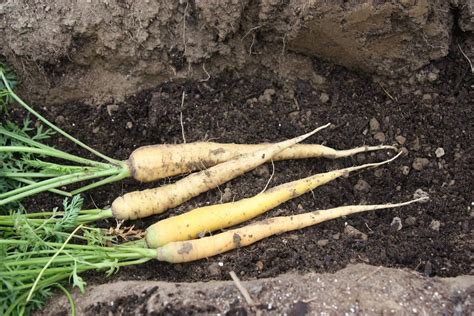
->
38;264;473;315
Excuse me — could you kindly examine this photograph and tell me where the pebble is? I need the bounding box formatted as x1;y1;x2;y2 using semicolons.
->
126;121;133;129
413;188;430;202
221;187;233;203
435;147;445;158
344;225;368;240
208;263;220;276
317;239;329;247
92;127;100;134
320;93;330;103
412;157;430;171
354;179;371;192
106;104;119;116
332;233;341;240
258;88;276;105
422;94;432;102
373;132;386;142
369;118;380;132
390;217;403;231
55;115;65;125
253;165;270;178
427;72;438;82
430;220;441;231
395;135;406;145
255;261;264;271
400;166;410;175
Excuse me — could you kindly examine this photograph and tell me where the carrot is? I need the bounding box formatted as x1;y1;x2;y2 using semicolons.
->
145;152;402;248
111;124;331;220
128;142;396;182
155;197;428;263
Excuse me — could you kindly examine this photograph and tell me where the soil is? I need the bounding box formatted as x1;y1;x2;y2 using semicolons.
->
5;31;473;315
38;264;474;315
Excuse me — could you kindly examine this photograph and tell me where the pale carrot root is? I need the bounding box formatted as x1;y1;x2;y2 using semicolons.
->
129;142;397;183
145;151;402;248
112;124;330;220
155;197;428;263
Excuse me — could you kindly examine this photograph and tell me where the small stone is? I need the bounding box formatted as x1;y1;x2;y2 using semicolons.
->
369;118;380;132
253;165;270;178
106;104;119;116
92;127;100;134
126;121;133;129
422;94;432;102
373;132;386;142
354;179;371;192
412;158;430;171
344;225;368;240
400;147;409;155
55;115;65;125
413;188;430;202
332;233;340;240
427;72;438;82
255;260;264;271
390;217;403;231
435;147;445;158
405;216;417;226
320;93;330;103
413;89;422;96
400;166;410;175
395;135;406;145
430;220;441;231
208;263;220;276
221;187;232;203
317;239;329;247
258;88;276;105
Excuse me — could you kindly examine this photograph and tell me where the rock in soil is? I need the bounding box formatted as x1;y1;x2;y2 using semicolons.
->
354;179;371;192
412;157;430;171
435;147;445;158
430;220;441;231
390;217;403;231
344;225;368;241
413;188;430;202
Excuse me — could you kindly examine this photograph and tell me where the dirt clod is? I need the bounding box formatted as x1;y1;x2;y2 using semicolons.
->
344;225;368;241
390;217;403;231
430;220;441;232
373;132;386;143
354;179;371;193
412;157;430;171
395;135;407;145
435;147;445;158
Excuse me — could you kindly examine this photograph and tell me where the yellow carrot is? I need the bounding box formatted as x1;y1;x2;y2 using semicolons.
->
112;124;330;220
155;197;428;263
128;142;396;182
145;152;402;248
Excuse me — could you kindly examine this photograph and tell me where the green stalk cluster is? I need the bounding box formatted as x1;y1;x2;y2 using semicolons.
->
1;226;154;315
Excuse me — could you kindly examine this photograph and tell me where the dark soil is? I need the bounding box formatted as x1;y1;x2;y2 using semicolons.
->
9;35;473;286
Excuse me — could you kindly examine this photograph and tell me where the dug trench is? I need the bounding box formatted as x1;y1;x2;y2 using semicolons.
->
9;35;473;314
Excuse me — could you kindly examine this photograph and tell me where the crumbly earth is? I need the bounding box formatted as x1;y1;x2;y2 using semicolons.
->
5;24;473;316
37;264;473;315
